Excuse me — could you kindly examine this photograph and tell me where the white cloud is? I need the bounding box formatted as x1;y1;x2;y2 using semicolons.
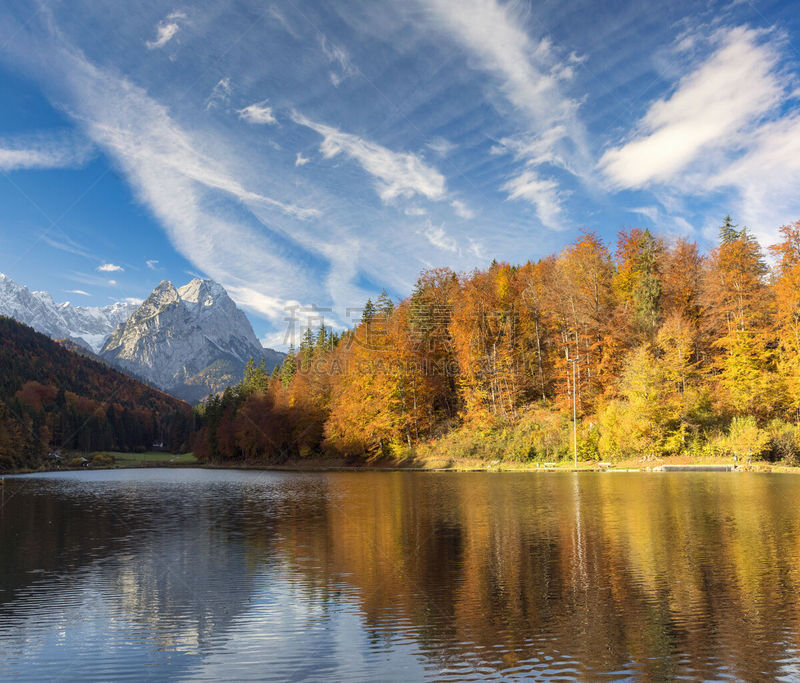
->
97;263;123;272
260;330;290;352
146;259;159;269
65;289;90;296
468;238;485;260
145;12;186;50
708;113;800;244
320;35;356;87
293;112;446;202
227;285;303;326
491;125;571;169
122;297;143;305
629;206;659;223
597;24;800;245
404;206;427;216
502;169;565;231
205;77;232;111
68;271;119;288
427;137;456;156
0;131;93;171
295;152;309;167
237;100;277;125
108;279;117;286
450;200;474;219
599;26;784;189
42;233;95;259
80;80;318;220
421;221;458;253
672;216;694;235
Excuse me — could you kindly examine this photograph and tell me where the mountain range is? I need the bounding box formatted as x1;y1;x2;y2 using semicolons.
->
0;273;283;402
0;273;138;351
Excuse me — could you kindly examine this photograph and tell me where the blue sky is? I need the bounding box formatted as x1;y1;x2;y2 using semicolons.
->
1;0;799;348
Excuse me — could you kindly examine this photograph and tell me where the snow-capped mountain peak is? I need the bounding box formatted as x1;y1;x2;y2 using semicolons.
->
100;277;282;402
0;273;139;352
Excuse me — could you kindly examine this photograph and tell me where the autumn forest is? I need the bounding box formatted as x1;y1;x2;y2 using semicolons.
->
192;217;800;467
0;317;193;470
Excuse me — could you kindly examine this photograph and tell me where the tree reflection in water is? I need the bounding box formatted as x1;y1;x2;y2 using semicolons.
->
1;469;799;680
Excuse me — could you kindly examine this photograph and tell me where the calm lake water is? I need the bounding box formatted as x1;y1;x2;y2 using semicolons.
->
1;469;800;681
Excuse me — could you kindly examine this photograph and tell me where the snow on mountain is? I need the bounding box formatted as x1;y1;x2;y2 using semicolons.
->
100;278;283;402
0;273;139;351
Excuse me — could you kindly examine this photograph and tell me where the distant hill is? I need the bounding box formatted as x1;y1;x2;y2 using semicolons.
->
0;316;193;471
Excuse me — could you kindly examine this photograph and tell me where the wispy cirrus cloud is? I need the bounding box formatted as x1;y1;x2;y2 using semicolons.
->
421;221;458;253
293;112;446;202
65;289;90;296
708;113;800;243
424;0;580;129
628;206;659;223
145;259;159;269
0;131;94;171
67;271;121;288
320;35;357;87
205;77;232;111
146;11;186;50
0;21;326;321
41;233;95;260
421;0;587;230
426;138;455;156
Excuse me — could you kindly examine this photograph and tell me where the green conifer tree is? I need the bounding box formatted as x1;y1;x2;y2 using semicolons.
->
719;215;741;244
376;289;395;316
281;345;297;386
361;298;376;324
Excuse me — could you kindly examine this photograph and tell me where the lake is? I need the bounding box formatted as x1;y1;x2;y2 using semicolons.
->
1;469;800;680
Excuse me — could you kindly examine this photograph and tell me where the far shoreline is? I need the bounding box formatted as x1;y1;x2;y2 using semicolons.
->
5;452;800;476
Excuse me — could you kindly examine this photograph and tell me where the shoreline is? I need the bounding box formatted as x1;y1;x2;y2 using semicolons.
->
5;454;799;476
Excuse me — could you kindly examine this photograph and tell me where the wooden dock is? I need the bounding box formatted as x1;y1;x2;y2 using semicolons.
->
654;464;734;472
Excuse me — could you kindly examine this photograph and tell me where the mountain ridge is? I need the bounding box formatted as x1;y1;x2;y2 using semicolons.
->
0;273;138;351
100;277;284;402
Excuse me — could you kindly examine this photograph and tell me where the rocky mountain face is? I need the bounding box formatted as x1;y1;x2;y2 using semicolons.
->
100;278;283;402
0;273;138;351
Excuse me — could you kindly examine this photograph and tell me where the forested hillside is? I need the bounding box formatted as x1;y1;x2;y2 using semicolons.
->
194;218;800;466
0;317;192;470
